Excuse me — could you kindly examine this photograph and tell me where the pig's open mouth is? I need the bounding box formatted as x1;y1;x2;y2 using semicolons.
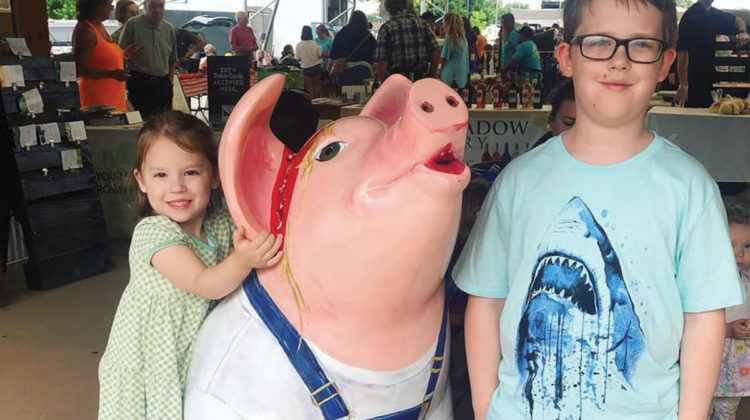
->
424;144;466;175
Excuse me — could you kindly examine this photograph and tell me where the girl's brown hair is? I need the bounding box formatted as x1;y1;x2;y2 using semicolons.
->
443;12;466;50
133;111;218;218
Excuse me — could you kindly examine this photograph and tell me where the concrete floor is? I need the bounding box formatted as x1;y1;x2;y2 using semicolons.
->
1;241;749;419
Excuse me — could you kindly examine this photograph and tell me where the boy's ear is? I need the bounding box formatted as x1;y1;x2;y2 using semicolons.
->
657;48;677;82
556;42;574;77
134;169;147;193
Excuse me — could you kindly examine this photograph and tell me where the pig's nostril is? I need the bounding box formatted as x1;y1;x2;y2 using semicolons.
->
446;96;459;107
421;101;434;113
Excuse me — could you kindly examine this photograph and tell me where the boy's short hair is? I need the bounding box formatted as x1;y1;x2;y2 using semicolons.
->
563;0;677;48
519;26;535;39
725;197;750;225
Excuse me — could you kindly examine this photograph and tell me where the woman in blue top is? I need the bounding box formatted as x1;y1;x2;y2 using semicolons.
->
500;13;518;68
440;12;469;88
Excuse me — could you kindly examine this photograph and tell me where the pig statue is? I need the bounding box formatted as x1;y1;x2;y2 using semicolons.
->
184;74;470;419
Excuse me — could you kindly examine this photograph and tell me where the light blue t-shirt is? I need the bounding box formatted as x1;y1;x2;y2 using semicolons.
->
501;30;519;68
315;36;334;72
511;40;541;80
440;38;469;88
454;133;743;420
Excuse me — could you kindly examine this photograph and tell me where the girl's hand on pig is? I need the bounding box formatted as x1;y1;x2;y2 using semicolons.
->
232;227;283;270
729;319;750;339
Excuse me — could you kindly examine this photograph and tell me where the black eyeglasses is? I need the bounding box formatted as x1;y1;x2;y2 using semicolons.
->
570;34;666;64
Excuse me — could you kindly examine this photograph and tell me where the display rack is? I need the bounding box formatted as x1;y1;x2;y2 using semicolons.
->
714;36;750;98
0;53;112;298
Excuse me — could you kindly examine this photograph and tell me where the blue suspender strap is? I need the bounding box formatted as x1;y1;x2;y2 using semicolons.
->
243;271;350;420
369;300;449;420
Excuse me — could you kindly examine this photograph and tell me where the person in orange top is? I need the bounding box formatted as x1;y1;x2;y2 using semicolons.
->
73;0;140;111
473;26;488;70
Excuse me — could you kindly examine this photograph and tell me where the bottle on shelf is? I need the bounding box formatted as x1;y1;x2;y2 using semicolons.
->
512;143;520;158
499;142;512;169
532;75;543;109
521;74;532;109
508;83;518;109
481;142;492;162
492;77;503;109
488;52;495;76
476;73;487;109
460;82;471;107
491;143;501;161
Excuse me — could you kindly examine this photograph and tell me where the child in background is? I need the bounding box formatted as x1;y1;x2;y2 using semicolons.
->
440;12;469;88
454;0;743;419
711;198;750;420
279;44;299;67
98;111;282;419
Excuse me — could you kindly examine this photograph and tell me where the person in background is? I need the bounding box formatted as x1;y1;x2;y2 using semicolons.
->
175;28;206;73
111;0;138;43
198;43;216;73
74;0;140;111
463;17;479;73
532;77;575;148
229;10;258;59
499;26;541;81
674;0;749;108
474;26;488;70
330;10;376;86
440;12;469;88
374;0;439;82
499;13;518;69
710;198;750;420
296;26;322;98
279;44;299;67
421;11;437;35
119;0;177;118
315;24;334;94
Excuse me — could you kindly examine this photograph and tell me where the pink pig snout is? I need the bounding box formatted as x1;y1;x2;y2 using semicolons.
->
403;78;468;136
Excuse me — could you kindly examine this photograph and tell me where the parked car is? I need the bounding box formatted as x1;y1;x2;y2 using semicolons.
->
48;19;120;55
178;15;235;56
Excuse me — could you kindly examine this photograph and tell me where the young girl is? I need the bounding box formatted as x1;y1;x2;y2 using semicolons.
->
98;111;282;419
440;12;469;88
711;198;750;420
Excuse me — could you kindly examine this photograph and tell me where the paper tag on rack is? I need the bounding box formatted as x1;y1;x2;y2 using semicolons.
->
0;65;24;88
125;111;143;124
14;124;37;148
41;122;61;145
6;38;31;56
57;62;77;83
19;88;43;114
65;121;87;141
61;149;83;170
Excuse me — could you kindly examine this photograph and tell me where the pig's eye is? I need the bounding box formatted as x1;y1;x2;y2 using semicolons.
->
315;141;347;162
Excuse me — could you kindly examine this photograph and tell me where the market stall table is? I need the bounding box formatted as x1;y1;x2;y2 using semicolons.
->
645;106;750;182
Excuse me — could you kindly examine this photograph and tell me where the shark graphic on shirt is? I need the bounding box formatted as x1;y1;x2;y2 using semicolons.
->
516;197;644;419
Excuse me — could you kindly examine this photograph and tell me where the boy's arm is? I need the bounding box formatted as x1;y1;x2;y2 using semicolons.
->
678;309;726;420
465;295;505;420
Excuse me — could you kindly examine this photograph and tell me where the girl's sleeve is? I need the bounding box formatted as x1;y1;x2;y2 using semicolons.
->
131;216;189;265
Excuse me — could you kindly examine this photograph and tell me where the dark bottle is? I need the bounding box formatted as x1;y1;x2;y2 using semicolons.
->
499;142;512;169
508;85;518;109
451;78;460;94
481;142;492;162
491;143;501;161
532;76;543;109
460;82;471;107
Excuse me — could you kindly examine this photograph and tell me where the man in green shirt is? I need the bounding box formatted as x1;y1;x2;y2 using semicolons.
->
119;0;177;117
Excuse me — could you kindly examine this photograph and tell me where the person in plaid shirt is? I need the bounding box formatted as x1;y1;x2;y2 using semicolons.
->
375;0;440;82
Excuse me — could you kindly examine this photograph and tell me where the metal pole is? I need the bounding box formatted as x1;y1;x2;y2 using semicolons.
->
263;0;279;52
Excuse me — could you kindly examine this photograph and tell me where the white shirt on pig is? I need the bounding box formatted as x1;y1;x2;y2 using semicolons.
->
184;286;452;420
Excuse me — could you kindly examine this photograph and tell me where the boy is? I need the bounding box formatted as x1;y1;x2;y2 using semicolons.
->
453;0;743;419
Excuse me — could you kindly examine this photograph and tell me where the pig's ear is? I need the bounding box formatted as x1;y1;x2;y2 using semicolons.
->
219;74;286;239
360;74;412;126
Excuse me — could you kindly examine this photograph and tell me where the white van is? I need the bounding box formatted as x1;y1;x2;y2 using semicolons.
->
48;19;120;55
